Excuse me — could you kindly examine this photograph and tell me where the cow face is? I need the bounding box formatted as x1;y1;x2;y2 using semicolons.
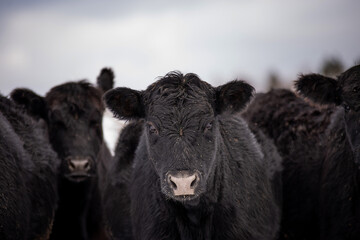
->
295;65;360;164
105;71;254;202
45;82;105;182
11;68;114;182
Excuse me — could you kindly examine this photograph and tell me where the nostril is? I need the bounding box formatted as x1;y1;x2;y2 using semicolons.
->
83;161;90;171
68;160;76;171
169;177;177;190
190;175;197;188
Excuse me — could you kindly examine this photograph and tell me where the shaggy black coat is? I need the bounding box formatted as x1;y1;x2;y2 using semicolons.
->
0;95;59;240
10;68;114;240
243;89;334;240
104;71;282;240
294;65;360;240
102;120;144;240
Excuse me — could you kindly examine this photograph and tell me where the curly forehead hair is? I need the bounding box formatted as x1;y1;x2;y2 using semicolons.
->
45;80;104;111
142;71;216;108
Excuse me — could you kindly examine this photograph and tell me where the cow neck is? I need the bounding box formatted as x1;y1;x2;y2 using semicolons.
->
342;112;360;167
323;108;360;198
320;108;360;237
51;176;96;239
328;109;360;167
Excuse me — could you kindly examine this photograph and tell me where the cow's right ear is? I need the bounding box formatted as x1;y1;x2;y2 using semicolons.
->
10;88;47;120
295;74;342;105
97;67;115;93
104;87;145;120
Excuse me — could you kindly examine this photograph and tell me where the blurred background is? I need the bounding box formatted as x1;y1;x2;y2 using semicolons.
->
1;0;359;152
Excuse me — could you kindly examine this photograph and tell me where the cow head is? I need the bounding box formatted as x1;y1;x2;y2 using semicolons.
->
295;64;360;164
11;68;114;182
105;71;254;202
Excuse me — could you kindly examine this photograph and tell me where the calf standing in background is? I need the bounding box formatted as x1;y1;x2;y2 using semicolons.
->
102;120;144;240
11;68;114;240
0;95;59;240
104;71;282;240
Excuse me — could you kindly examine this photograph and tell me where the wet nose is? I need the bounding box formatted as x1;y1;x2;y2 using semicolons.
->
67;158;91;172
167;171;200;196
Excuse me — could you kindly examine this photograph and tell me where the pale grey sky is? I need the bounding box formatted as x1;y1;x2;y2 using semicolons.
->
0;0;359;96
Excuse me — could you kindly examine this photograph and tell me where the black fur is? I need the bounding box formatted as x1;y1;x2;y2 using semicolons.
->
243;64;360;240
296;65;360;239
215;80;254;114
0;95;59;240
97;68;115;93
243;89;334;240
105;71;281;240
10;88;48;120
10;68;114;240
104;88;144;120
295;74;342;105
103;120;144;239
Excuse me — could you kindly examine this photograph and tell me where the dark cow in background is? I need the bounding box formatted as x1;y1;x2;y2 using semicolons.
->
11;68;115;240
0;95;59;240
243;89;334;240
243;64;360;240
102;120;144;239
295;65;360;240
104;71;282;240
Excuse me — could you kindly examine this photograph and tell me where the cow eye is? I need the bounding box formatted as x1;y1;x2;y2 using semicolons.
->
353;87;359;93
147;122;159;135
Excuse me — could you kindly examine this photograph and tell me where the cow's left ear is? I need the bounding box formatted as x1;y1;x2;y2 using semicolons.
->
295;74;342;105
104;87;145;120
97;68;115;93
10;88;47;120
215;80;255;115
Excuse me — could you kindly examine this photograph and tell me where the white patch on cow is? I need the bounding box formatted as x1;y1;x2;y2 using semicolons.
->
102;109;125;155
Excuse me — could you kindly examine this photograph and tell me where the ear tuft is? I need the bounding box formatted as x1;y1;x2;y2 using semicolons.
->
97;68;115;93
295;74;342;105
10;88;47;120
216;80;255;114
104;87;144;120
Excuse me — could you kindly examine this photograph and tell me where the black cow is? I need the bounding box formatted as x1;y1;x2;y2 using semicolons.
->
10;68;114;240
243;64;360;240
243;89;334;240
295;64;360;240
104;71;282;240
0;95;59;240
102;120;144;239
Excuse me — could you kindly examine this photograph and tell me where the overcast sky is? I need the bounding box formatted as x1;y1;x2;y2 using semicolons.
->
0;0;359;96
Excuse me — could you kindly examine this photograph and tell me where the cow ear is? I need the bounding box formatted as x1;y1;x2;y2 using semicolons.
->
104;87;145;120
215;80;255;115
97;68;115;93
10;88;47;120
295;74;342;105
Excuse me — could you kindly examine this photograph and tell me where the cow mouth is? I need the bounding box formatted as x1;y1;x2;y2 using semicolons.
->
171;194;200;203
65;172;93;182
162;189;201;204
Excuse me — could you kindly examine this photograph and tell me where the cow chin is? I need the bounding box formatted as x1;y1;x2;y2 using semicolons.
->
171;194;201;206
65;173;92;183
